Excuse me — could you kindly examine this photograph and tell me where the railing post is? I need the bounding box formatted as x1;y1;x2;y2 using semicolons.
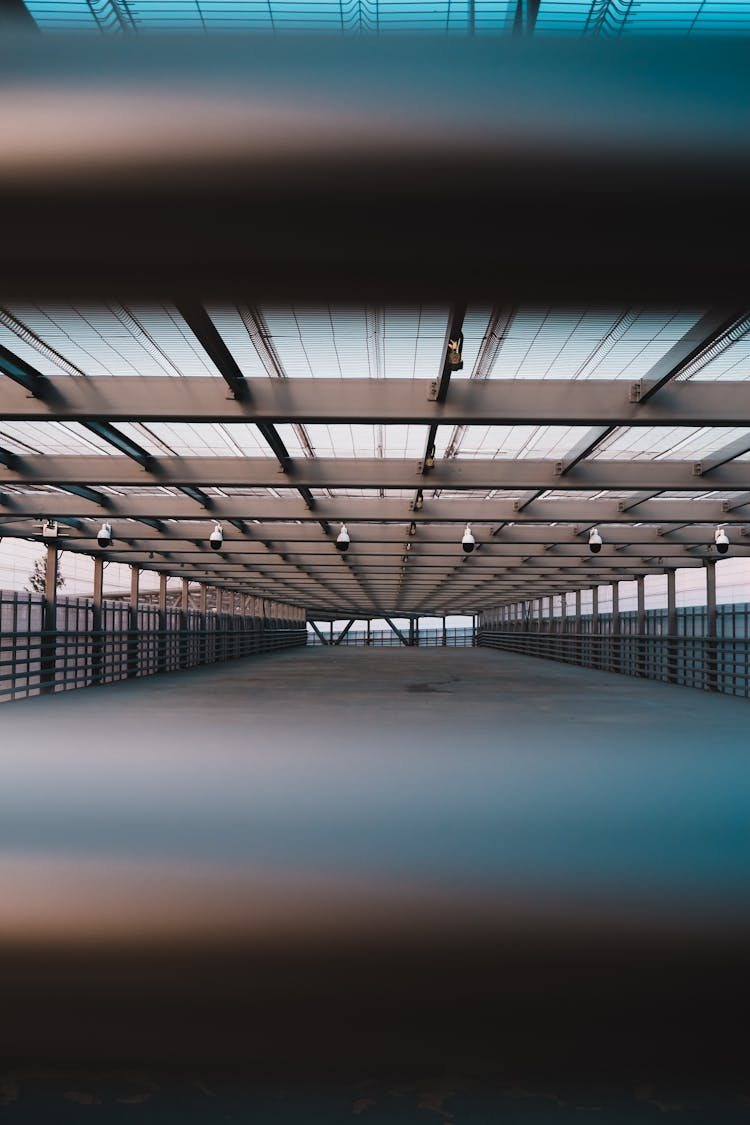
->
158;573;168;672
92;556;104;686
180;577;190;667
705;559;718;691
41;543;58;694
128;565;139;678
611;581;620;672
200;583;208;664
667;568;677;684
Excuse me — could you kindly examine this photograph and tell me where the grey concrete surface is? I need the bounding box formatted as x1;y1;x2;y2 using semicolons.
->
1;646;748;926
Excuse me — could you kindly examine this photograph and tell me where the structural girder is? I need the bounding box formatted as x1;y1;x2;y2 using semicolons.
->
3;376;750;427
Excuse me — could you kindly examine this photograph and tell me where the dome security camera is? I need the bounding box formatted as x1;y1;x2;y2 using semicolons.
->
461;524;476;554
335;524;350;553
209;522;223;551
97;522;113;549
715;527;729;555
588;527;603;554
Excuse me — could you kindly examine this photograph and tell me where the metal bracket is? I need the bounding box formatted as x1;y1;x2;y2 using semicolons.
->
554;461;563;475
629;381;642;403
692;461;704;476
427;380;438;402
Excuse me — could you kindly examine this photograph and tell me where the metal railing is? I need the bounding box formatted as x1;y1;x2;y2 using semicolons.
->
306;627;475;647
0;591;306;703
478;628;750;697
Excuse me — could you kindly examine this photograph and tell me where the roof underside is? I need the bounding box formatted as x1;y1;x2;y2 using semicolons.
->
2;303;750;617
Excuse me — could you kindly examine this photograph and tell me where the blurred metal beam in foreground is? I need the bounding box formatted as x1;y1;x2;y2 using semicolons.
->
0;35;750;301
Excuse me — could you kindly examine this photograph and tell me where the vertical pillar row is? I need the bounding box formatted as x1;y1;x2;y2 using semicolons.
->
92;556;104;686
129;565;139;678
41;543;58;694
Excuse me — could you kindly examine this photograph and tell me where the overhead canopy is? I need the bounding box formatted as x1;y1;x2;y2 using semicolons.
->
0;2;748;616
1;303;750;617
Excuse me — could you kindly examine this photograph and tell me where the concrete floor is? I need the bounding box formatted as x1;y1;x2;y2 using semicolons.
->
1;646;749;931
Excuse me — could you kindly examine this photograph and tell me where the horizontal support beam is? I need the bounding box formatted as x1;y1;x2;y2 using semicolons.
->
2;494;747;524
4;376;750;426
0;519;743;545
3;37;750;302
2;529;739;559
3;455;750;491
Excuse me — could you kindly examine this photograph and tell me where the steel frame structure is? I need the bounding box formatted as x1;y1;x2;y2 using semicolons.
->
1;35;750;619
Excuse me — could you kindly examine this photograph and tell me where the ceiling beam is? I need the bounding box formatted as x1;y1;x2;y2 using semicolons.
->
2;494;747;524
5;375;750;425
3;455;750;491
1;520;739;546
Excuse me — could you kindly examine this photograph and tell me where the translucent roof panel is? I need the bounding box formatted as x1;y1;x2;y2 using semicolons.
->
441;424;593;460
677;330;750;382
0;421;125;456
136;423;276;457
593;426;750;461
283;423;424;458
259;306;449;380
485;309;704;381
0;305;222;379
24;0;517;32
21;0;750;33
535;0;750;35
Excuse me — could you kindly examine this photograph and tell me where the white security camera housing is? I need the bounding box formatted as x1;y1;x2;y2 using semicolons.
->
589;528;603;554
336;524;350;553
97;522;113;549
209;523;223;551
715;527;729;555
461;524;476;554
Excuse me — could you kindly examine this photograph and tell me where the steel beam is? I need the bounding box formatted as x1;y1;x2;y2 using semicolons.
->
635;310;750;403
4;454;750;492
5;376;750;426
308;621;329;645
2;493;748;525
333;619;356;645
383;617;410;646
1;519;745;546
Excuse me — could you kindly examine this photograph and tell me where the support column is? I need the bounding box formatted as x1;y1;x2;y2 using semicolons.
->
636;576;646;632
128;565;139;678
367;618;372;647
666;569;677;684
158;573;168;672
592;586;599;633
442;616;447;647
41;543;58;694
92;556;104;686
181;577;190;668
705;560;718;691
575;589;581;633
612;582;620;635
